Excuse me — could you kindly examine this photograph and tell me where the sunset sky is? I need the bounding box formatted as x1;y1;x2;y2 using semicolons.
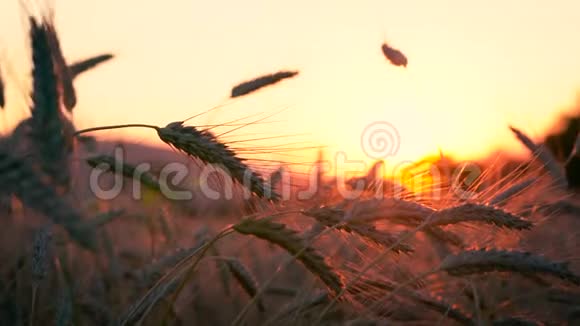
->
1;0;580;174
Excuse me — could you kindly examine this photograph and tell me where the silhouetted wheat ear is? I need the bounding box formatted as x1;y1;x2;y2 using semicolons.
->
303;206;413;253
510;126;568;189
341;199;463;247
440;249;580;285
220;257;265;312
157;121;279;201
68;53;114;79
86;154;161;191
381;43;408;67
230;70;298;98
45;22;76;111
428;203;533;230
233;217;343;294
29;17;70;188
0;64;5;108
0;148;96;249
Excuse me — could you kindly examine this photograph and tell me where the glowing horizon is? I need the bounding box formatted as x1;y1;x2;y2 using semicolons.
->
1;0;580;173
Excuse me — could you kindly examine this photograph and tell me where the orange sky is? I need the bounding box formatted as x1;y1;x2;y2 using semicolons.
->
1;0;580;174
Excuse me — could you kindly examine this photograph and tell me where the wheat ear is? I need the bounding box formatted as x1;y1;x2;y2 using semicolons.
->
68;53;114;79
381;42;408;67
233;217;343;294
303;206;413;253
75;122;279;200
218;257;265;312
157;121;278;200
28;16;70;188
440;249;580;285
428;203;532;230
231;70;298;98
44;21;76;111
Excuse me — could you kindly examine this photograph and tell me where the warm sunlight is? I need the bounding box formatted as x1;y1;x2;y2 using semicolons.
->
1;0;579;174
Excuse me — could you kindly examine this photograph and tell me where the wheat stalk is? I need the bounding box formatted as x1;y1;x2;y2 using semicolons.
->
345;199;464;247
510;126;567;189
306;206;413;252
119;274;182;325
440;249;580;285
120;228;234;325
75;121;279;200
233;217;343;294
230;70;298;98
44;21;76;111
157;121;278;200
28;16;70;188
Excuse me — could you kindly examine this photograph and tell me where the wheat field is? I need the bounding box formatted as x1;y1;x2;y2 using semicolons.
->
0;7;579;326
